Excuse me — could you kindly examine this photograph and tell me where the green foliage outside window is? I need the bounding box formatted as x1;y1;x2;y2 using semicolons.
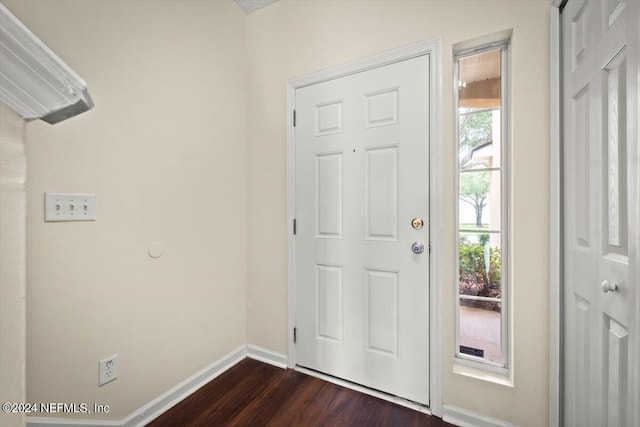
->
459;234;501;311
459;111;492;152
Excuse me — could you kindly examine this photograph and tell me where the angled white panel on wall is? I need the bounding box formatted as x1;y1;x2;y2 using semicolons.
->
0;3;93;123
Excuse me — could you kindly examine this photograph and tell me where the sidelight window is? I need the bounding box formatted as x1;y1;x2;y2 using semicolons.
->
455;41;509;371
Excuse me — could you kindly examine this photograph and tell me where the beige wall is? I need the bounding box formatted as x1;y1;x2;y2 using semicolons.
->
2;0;247;420
0;102;27;427
1;0;550;424
246;1;549;425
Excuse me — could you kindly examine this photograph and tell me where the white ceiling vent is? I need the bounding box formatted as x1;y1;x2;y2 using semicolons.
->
0;3;93;124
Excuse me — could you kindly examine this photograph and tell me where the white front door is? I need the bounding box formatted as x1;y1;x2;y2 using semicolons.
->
562;0;640;425
294;55;430;405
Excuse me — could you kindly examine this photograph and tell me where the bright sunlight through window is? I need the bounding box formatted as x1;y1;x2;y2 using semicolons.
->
455;41;509;370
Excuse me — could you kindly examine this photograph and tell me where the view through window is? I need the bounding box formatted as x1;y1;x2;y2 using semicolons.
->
456;45;507;367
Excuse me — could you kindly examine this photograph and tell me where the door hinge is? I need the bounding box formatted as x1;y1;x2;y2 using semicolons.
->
293;219;297;235
293;110;296;127
293;327;297;343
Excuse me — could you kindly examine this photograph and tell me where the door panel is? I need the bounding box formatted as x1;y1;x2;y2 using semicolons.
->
316;153;343;238
317;264;343;342
365;269;399;356
295;55;430;405
562;0;639;425
603;315;629;426
365;145;398;240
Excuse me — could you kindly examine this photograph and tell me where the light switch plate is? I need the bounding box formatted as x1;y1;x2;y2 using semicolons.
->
45;193;96;222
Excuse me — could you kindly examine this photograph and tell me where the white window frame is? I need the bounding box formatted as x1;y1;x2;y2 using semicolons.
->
454;40;510;374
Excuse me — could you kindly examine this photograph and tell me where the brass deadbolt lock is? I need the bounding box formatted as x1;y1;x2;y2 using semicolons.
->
411;217;424;230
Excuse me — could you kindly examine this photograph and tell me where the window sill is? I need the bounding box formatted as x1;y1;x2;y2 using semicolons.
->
453;359;513;387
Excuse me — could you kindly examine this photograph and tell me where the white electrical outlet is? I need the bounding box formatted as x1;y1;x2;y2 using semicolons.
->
45;192;96;222
99;354;118;386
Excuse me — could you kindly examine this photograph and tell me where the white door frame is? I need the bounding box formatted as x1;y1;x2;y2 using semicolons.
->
286;37;443;416
549;3;562;427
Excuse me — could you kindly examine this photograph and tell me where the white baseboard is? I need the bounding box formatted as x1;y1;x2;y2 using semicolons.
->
27;344;247;427
121;344;247;427
246;344;288;369
443;404;515;427
28;346;510;427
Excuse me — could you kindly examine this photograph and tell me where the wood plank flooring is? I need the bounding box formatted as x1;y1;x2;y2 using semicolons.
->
148;358;455;427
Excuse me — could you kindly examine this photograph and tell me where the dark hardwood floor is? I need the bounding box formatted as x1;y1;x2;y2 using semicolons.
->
148;358;455;427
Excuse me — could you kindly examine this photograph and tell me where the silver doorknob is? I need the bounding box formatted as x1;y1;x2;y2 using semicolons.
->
411;242;425;254
601;280;618;293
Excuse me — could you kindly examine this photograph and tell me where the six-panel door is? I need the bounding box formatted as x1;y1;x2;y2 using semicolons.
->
294;55;430;405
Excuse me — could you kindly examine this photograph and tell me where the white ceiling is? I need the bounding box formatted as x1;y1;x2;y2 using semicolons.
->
233;0;279;15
